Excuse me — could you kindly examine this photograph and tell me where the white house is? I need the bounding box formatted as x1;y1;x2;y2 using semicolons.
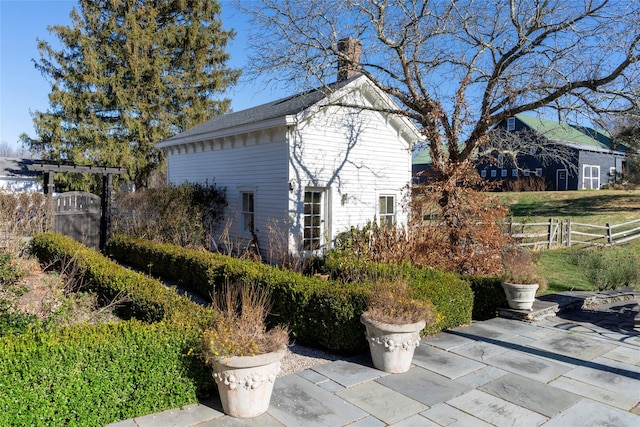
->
0;157;42;192
157;39;421;259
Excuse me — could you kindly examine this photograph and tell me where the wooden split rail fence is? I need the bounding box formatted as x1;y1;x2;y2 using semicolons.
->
506;218;640;248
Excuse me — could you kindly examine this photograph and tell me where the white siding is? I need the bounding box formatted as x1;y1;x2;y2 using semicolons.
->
165;129;290;256
287;93;411;253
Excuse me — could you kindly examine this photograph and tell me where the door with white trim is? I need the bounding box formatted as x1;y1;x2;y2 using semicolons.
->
302;188;327;252
582;165;600;190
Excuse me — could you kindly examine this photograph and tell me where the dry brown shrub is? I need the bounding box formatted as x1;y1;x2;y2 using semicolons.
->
364;280;436;325
201;282;288;361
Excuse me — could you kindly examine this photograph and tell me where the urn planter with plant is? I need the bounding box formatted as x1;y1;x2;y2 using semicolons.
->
360;280;435;373
200;282;288;418
500;248;547;311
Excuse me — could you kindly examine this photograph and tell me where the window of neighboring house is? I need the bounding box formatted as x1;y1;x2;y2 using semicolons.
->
481;170;487;178
241;192;254;234
379;195;396;228
491;169;497;178
497;154;505;167
523;169;530;177
303;190;323;251
512;169;518;177
535;168;543;177
501;169;508;177
582;165;600;190
530;147;537;155
507;117;515;131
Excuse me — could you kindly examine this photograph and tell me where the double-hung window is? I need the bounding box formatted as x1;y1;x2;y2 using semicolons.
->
379;195;396;228
241;192;254;234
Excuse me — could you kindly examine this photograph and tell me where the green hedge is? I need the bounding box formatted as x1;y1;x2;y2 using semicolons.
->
15;233;220;426
467;275;506;321
0;321;211;426
107;236;474;353
30;233;215;325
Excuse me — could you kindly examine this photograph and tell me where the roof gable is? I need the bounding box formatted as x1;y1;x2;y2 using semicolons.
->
157;75;421;148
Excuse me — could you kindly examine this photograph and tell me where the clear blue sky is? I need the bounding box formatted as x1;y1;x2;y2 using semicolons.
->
0;0;277;154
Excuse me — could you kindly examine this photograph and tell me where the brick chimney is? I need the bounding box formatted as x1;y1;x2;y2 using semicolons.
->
337;37;362;81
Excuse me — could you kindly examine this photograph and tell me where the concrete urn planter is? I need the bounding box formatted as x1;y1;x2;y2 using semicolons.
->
211;347;286;418
501;282;539;311
360;314;426;373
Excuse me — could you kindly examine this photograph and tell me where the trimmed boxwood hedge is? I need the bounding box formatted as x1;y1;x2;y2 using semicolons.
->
467;275;506;320
107;235;474;352
0;321;211;427
0;233;220;426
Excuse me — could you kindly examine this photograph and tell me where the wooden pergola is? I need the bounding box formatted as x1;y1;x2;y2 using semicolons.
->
27;162;125;250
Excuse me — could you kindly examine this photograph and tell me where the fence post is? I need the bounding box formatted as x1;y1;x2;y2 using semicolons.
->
606;223;612;245
567;218;571;247
548;218;553;248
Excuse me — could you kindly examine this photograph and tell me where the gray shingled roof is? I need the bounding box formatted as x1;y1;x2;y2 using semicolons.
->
163;75;362;143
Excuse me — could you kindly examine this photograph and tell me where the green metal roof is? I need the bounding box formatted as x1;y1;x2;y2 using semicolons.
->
412;149;432;165
515;114;610;151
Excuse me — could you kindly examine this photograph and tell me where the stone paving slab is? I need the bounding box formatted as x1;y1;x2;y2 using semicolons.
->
391;414;439;426
421;402;493;426
413;344;486;379
542;399;640;427
548;376;639;411
375;366;471;406
527;330;616;361
479;372;581;417
310;360;385;388
268;374;367;427
602;345;640;365
199;412;283;426
336;381;428;425
454;365;508;388
449;340;511;362
483;349;572;382
446;389;548;427
423;331;475;351
562;356;640;401
133;402;223;427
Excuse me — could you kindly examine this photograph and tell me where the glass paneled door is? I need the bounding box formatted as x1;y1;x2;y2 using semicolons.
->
303;189;325;251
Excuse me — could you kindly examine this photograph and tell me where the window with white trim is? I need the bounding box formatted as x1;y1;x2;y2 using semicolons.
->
535;168;543;177
507;117;515;131
303;190;324;250
491;169;497;177
481;170;487;178
497;154;505;167
582;165;600;189
501;169;508;177
512;169;518;177
379;195;396;228
523;169;530;177
241;192;254;234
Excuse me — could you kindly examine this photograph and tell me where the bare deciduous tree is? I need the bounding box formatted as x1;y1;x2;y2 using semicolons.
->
241;0;639;178
239;0;640;272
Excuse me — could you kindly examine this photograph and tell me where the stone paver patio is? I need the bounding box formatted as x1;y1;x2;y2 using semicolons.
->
108;292;640;426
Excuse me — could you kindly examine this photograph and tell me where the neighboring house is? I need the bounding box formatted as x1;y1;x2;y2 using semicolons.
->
157;38;421;259
412;114;627;191
0;157;42;192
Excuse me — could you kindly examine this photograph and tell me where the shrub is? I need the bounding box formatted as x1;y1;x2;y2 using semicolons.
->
107;236;474;353
467;275;506;320
0;321;212;426
569;247;640;290
29;233;215;324
111;181;226;248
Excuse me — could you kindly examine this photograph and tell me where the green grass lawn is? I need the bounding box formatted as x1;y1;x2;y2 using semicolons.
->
493;189;640;294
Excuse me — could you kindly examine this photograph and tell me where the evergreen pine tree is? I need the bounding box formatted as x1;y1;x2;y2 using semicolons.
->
21;0;240;190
